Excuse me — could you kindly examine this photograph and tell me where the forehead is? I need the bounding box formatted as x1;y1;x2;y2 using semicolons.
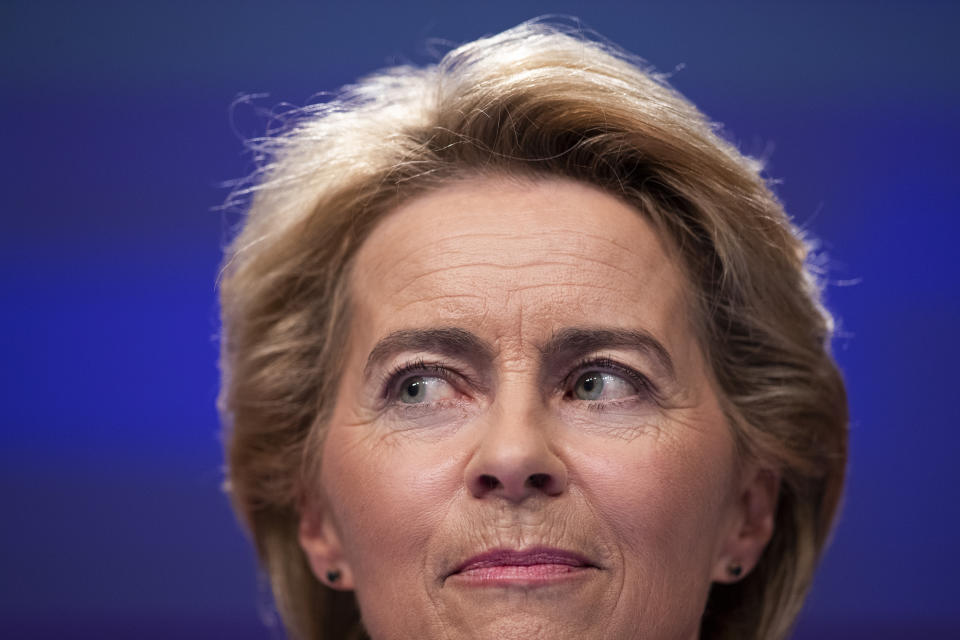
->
349;176;690;350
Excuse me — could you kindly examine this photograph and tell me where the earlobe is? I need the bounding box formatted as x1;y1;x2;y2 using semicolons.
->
712;466;780;583
298;504;356;591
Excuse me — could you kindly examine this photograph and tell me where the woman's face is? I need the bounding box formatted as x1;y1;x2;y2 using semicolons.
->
300;177;775;640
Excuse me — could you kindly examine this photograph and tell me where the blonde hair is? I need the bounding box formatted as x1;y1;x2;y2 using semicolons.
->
218;20;847;640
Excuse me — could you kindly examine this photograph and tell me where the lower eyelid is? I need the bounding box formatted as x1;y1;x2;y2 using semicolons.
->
585;396;642;410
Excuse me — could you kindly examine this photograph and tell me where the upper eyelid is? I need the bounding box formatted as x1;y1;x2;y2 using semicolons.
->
380;355;655;402
561;357;657;392
380;359;471;402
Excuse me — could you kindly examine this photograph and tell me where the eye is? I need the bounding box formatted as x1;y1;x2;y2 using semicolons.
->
396;375;458;405
572;371;638;402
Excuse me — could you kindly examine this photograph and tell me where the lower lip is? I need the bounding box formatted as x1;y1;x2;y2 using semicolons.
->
449;563;594;586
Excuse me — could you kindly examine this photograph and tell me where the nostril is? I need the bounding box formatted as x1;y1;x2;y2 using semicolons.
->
479;474;501;490
527;473;550;490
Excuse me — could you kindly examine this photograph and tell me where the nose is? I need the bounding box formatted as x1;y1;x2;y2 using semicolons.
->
464;403;568;502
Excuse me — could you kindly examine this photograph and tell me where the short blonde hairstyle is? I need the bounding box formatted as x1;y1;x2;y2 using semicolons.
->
219;20;847;640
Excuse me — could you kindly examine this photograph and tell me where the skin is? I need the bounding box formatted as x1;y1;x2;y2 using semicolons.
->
299;176;777;640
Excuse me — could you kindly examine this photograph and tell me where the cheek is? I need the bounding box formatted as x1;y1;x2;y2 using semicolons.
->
570;428;735;569
321;425;465;578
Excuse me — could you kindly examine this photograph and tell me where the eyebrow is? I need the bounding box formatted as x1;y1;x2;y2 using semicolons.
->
539;327;677;382
364;326;676;382
363;328;496;378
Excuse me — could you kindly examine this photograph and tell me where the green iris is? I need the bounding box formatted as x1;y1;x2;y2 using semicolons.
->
400;377;428;404
574;372;605;401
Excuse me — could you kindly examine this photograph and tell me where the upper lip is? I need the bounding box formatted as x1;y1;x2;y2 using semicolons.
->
449;546;596;576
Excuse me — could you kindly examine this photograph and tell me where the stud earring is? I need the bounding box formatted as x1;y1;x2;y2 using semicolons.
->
326;569;341;584
728;563;743;578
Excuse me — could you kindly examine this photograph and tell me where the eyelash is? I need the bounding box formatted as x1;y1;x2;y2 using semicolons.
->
381;358;462;403
380;356;658;408
562;356;659;409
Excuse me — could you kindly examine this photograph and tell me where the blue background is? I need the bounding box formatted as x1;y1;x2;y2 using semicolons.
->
2;1;958;638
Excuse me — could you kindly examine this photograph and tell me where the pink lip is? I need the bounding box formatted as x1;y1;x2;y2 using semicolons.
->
448;547;597;586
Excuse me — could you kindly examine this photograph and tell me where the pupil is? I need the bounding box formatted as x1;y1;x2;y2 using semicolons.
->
579;373;603;399
406;381;421;397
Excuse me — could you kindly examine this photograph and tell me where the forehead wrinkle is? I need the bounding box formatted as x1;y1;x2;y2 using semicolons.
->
392;258;627;301
393;293;486;314
358;189;672;285
360;229;523;279
367;215;645;263
374;235;671;300
427;227;636;249
502;282;637;299
390;236;665;288
435;229;647;266
349;174;697;367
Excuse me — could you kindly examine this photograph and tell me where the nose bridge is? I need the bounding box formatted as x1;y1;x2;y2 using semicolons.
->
464;384;568;502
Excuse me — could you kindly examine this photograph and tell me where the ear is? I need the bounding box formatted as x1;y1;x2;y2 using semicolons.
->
711;465;780;583
298;500;356;591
